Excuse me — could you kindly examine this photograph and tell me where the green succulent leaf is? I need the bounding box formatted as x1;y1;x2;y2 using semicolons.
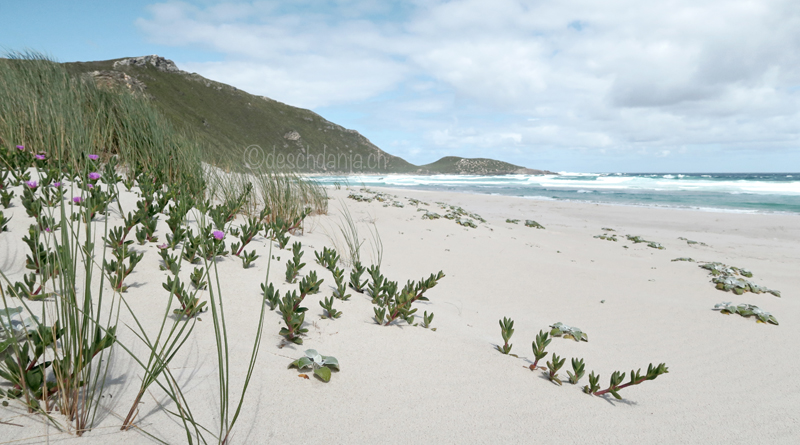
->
314;366;331;382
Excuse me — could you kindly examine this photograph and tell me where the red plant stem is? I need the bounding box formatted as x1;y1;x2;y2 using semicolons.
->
384;291;424;325
234;235;254;256
594;377;647;396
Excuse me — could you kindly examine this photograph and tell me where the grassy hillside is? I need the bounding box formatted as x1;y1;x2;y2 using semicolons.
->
64;56;416;173
62;55;547;175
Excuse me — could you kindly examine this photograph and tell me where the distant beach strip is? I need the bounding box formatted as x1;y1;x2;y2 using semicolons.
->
316;173;800;214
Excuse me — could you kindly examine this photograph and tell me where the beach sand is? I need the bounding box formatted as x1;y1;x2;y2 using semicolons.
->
1;184;799;444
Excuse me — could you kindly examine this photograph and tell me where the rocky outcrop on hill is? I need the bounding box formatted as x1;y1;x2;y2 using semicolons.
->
85;70;148;95
113;55;181;73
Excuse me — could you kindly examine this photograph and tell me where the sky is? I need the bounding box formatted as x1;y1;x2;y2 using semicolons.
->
3;0;800;173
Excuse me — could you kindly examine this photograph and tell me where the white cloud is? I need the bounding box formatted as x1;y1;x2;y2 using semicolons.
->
136;0;800;170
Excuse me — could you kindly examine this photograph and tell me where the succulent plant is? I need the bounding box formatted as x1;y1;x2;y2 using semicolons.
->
546;353;566;385
525;220;544;229
567;358;586;384
315;246;340;272
349;261;368;293
529;330;550;370
505;219;520;224
240;250;259;268
549;322;588;342
0;211;10;232
278;290;307;344
289;349;340;382
190;266;208;290
373;271;444;326
700;262;779;297
593;234;618;241
584;363;669;399
456;218;477;228
714;302;778;325
331;267;351;300
497;317;514;354
422;311;434;329
285;241;305;283
625;234;664;249
319;296;342;319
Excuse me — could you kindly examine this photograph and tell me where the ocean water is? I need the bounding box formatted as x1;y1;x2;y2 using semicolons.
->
314;173;800;214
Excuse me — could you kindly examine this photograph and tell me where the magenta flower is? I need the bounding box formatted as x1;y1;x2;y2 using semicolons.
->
88;154;99;160
35;154;46;160
51;182;62;188
25;180;38;189
44;227;52;233
15;145;24;150
212;230;224;240
72;196;83;203
88;172;101;180
87;184;94;189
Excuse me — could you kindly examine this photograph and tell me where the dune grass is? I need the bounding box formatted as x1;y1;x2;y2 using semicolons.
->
0;51;204;193
0;50;325;443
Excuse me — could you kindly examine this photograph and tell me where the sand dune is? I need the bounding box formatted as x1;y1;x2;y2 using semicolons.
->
2;184;799;444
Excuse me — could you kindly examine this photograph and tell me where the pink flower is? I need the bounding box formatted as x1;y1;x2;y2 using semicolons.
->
51;182;62;188
25;180;38;189
88;154;99;160
72;196;83;203
88;172;101;180
15;145;24;150
157;243;168;249
44;227;52;233
35;154;45;160
212;230;224;240
87;184;94;189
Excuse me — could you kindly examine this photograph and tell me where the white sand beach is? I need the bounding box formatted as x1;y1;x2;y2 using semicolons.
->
2;184;799;444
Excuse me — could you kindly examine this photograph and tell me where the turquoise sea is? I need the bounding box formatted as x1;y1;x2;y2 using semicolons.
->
315;173;800;214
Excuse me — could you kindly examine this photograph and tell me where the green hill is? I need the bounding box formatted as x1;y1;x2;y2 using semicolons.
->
63;55;548;175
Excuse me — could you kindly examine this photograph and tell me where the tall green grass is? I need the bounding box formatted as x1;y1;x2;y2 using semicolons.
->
0;51;204;191
205;166;328;225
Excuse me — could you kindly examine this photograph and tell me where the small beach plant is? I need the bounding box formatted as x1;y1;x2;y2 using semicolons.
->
714;302;778;325
159;248;181;275
349;261;367;292
546;353;566;385
568;358;586;384
319;296;342;319
0;211;9;232
190;266;208;290
497;317;514;354
163;276;206;318
373;271;444;326
550;322;588;342
261;282;280;310
278;290;308;344
529;330;551;370
289;349;339;382
135;214;158;244
231;215;263;256
422;311;434;329
285;241;305;283
584;363;669;399
331;267;351;300
0;189;14;208
240;250;259;268
298;271;323;298
315;246;340;271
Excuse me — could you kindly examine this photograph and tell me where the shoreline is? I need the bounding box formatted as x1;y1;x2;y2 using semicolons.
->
329;183;800;216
